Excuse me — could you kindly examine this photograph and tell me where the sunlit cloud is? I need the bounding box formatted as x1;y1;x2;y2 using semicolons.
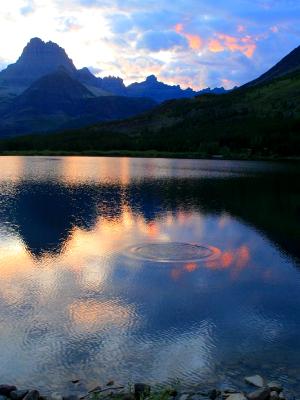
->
175;23;203;50
209;33;257;58
0;0;299;89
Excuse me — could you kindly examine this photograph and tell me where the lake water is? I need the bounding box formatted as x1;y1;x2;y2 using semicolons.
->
0;156;299;395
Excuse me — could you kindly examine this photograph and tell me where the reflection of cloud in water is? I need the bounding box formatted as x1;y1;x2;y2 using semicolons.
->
69;299;135;333
0;156;299;392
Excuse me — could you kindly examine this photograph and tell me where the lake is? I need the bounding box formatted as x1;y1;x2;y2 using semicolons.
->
0;156;299;395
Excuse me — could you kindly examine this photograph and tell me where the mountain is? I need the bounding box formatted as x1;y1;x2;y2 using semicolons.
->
0;38;76;93
0;38;212;102
5;68;299;156
245;45;300;87
126;75;196;102
0;69;156;136
198;86;228;95
126;75;228;102
75;68;127;96
75;67;111;96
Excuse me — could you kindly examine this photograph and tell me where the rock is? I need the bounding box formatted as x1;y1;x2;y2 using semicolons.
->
71;380;80;384
208;390;221;400
49;393;62;400
245;376;265;388
62;396;78;400
88;386;101;394
247;388;270;400
278;393;285;400
178;395;189;400
134;384;151;400
222;390;240;398
226;394;247;400
270;392;279;400
0;386;17;397
167;389;178;397
123;395;135;400
190;395;204;400
23;391;39;400
267;383;283;393
106;381;114;387
224;390;239;395
10;391;29;400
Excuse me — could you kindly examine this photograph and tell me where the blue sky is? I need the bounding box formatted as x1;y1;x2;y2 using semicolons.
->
0;0;300;89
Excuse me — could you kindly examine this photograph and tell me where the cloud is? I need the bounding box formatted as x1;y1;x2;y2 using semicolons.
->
208;33;257;58
136;30;188;52
87;66;103;75
108;14;133;34
57;17;82;32
175;24;203;50
0;0;300;90
20;0;35;15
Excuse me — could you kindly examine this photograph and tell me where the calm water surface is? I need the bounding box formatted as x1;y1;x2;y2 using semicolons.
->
0;156;299;394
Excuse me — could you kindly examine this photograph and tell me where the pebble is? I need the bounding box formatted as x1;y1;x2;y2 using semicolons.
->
0;375;294;400
247;388;270;400
244;376;264;388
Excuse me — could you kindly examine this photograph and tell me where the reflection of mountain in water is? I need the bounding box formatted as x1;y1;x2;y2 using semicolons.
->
0;182;124;256
0;173;299;259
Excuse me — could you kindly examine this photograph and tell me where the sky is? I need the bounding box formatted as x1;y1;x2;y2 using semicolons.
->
0;0;300;90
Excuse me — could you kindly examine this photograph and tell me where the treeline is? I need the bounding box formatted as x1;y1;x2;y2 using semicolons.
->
1;70;300;157
0;115;299;157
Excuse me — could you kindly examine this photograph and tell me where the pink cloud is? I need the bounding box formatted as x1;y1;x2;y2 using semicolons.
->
209;33;256;58
175;23;256;58
174;23;203;50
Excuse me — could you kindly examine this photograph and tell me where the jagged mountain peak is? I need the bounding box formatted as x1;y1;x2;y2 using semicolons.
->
0;37;76;89
145;75;158;83
17;37;76;71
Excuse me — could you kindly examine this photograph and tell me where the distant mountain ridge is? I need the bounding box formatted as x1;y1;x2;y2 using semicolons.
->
0;37;225;102
0;37;300;140
0;69;156;136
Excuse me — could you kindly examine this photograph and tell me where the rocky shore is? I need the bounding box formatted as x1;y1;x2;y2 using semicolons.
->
0;375;295;400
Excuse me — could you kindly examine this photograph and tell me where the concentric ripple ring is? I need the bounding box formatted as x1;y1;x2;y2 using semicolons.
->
125;242;220;263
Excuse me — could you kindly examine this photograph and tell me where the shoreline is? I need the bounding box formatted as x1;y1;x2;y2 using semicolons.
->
0;376;294;400
0;150;299;162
